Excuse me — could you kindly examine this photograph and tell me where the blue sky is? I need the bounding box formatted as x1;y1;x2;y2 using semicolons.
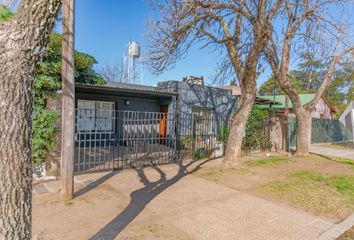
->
54;0;353;87
55;0;266;86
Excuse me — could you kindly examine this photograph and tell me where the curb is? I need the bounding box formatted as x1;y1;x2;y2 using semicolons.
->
317;213;354;240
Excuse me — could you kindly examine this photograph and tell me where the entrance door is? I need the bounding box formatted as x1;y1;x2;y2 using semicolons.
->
159;105;168;144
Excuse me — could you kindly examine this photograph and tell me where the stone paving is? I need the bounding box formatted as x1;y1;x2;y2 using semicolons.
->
33;161;340;240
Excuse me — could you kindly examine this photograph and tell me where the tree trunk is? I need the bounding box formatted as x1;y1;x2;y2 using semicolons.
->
0;1;60;238
294;109;312;156
0;59;34;240
223;88;256;165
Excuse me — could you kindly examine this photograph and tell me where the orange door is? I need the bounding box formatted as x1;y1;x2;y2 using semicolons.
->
159;105;168;144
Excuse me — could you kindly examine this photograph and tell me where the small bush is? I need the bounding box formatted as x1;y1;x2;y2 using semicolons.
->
32;107;58;165
195;149;209;160
242;106;271;152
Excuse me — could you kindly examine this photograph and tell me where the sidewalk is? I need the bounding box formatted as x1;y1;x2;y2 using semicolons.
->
33;162;336;240
310;144;354;160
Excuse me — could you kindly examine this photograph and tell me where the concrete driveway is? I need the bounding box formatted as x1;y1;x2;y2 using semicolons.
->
33;160;334;240
310;144;354;160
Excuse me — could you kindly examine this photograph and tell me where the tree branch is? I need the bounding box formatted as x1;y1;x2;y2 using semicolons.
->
306;46;354;110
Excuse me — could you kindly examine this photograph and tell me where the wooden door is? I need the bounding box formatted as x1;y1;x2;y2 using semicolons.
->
159;105;168;144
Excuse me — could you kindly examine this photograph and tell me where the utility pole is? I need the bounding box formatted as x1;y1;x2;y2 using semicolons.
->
61;0;75;201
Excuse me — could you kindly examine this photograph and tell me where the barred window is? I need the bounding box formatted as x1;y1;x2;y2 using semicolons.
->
77;100;115;132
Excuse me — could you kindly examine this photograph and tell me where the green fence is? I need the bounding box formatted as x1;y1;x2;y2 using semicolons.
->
289;117;297;147
312;119;351;144
289;118;352;147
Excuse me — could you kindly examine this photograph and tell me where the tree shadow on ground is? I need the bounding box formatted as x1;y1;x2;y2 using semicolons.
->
74;171;119;198
89;158;214;240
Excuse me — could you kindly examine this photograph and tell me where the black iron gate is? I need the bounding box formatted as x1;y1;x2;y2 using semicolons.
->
74;110;227;174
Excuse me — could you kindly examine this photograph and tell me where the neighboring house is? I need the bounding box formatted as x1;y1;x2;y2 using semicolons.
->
47;78;238;175
256;94;343;151
257;94;337;119
339;101;354;138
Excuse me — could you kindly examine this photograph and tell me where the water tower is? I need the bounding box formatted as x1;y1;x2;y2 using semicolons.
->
127;41;140;84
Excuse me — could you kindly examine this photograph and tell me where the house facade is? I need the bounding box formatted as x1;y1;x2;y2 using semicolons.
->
256;94;342;151
258;94;337;119
47;79;238;175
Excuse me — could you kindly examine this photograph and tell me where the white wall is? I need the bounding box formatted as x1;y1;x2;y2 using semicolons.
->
311;98;332;119
339;101;354;138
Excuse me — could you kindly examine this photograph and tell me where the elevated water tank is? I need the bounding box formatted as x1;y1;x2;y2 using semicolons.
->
128;41;140;58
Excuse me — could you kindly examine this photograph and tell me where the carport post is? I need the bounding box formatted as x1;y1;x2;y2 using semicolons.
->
60;0;75;201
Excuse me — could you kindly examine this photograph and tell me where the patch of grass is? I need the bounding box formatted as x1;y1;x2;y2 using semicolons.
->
332;157;354;166
329;175;354;193
331;141;354;149
194;167;225;182
261;170;354;218
291;171;326;181
246;156;288;166
308;154;354;166
194;166;254;182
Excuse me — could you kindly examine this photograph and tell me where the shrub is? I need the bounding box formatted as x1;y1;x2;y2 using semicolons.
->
242;106;271;152
195;149;209;160
32;107;58;165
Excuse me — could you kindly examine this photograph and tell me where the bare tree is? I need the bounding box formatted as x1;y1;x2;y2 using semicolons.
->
0;0;60;238
264;0;354;155
147;0;282;164
98;60;127;83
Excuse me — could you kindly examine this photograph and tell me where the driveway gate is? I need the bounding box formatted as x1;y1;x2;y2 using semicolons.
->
74;110;227;174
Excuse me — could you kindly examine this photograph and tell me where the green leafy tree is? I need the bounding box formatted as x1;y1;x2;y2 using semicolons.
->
259;74;305;96
1;6;105;165
32;33;105;164
326;63;354;116
260;52;353;117
0;4;14;21
295;52;327;91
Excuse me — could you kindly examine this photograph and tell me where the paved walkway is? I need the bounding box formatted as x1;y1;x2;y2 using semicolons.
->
310;144;354;160
33;161;335;240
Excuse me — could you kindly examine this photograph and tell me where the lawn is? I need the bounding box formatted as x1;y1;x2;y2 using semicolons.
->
193;153;354;221
246;156;289;166
261;171;354;219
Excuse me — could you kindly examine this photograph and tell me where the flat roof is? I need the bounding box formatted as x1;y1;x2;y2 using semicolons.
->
76;82;178;98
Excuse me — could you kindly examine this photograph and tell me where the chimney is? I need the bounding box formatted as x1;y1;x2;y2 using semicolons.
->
182;76;204;85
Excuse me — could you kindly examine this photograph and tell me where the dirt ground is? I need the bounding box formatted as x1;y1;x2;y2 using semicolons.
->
33;169;193;240
32;153;353;240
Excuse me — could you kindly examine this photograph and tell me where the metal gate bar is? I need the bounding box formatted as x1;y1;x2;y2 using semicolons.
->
74;109;228;174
